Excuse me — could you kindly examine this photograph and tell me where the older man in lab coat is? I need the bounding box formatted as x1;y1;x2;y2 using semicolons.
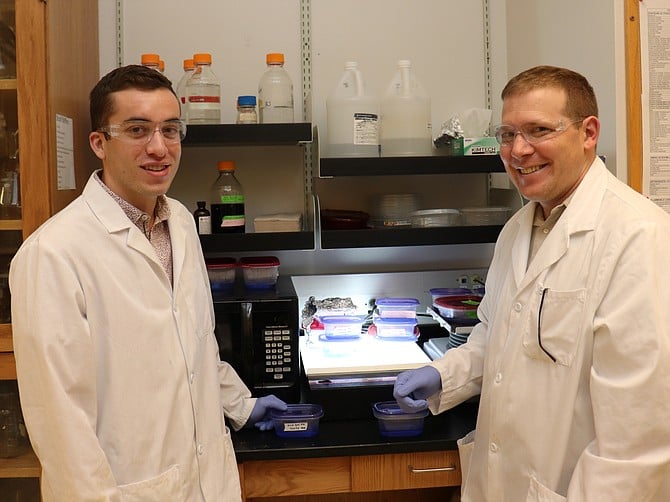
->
9;65;285;501
395;66;670;500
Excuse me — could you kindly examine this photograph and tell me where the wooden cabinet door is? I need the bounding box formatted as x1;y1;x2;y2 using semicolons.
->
351;450;461;492
242;456;351;498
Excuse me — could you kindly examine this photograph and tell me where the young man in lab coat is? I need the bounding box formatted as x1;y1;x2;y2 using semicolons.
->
394;66;670;500
9;65;286;501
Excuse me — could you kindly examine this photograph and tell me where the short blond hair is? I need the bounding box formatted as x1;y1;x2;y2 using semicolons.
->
501;66;598;121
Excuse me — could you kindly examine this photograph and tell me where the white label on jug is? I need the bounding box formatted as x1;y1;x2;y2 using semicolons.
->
353;113;379;146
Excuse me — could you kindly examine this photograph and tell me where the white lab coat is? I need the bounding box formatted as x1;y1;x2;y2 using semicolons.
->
430;158;670;501
9;173;254;501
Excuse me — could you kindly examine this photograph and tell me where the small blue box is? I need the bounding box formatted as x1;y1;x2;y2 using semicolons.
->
270;404;324;438
372;401;428;437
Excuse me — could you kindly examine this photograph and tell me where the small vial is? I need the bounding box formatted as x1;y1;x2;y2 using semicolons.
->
236;95;258;124
193;201;212;235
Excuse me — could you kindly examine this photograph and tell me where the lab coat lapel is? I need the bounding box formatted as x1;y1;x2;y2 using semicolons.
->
168;207;187;296
518;158;605;290
510;202;535;287
82;172;166;271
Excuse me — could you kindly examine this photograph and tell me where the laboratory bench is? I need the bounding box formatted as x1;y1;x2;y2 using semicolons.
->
232;399;478;501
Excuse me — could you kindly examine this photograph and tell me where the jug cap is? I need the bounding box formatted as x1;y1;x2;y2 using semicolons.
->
193;53;212;64
141;53;160;66
217;160;236;172
266;53;285;64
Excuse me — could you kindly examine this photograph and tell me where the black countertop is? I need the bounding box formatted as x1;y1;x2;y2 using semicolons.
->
232;400;479;462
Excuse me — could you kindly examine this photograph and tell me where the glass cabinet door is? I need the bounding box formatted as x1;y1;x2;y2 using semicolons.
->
0;0;17;325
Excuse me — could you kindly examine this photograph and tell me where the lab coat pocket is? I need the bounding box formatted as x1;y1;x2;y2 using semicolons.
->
526;474;566;502
118;464;181;502
457;430;476;492
524;287;586;366
220;425;243;499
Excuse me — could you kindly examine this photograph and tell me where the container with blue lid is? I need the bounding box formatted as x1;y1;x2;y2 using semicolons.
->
372;401;428;437
375;297;419;318
320;315;365;340
270;403;324;438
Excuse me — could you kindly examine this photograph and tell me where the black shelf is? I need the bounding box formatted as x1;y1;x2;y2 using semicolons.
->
200;231;314;253
319;154;504;177
182;123;312;146
320;225;503;249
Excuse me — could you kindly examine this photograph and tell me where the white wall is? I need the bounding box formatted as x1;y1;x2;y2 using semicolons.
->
95;0;627;276
501;0;626;179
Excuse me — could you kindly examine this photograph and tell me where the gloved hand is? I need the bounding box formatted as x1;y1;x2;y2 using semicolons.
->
246;395;288;431
393;365;442;413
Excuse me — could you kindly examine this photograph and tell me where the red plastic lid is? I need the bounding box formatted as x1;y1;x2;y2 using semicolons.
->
239;256;280;268
434;295;481;311
206;257;237;269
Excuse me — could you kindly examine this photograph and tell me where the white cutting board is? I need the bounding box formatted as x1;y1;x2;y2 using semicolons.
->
300;334;431;378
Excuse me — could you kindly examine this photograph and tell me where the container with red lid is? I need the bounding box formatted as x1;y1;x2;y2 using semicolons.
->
205;257;237;290
433;295;481;320
239;256;280;289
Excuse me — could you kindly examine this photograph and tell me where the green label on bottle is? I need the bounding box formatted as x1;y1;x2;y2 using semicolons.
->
219;194;245;204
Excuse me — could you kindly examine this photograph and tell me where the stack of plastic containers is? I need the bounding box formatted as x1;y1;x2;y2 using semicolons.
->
372;297;419;340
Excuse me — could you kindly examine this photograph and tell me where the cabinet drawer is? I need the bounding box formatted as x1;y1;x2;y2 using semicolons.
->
351;450;460;491
0;352;17;380
242;456;351;497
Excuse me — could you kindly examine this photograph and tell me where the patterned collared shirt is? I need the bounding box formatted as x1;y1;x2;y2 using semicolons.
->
95;171;173;285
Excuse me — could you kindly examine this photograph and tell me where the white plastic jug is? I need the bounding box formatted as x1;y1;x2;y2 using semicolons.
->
326;62;380;157
380;60;432;156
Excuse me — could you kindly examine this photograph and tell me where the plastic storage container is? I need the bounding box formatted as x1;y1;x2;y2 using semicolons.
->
239;256;280;289
460;206;510;226
271;404;324;438
372;401;428;437
320;315;365;340
326;61;380;157
429;287;472;303
258;52;294;123
410;209;460;228
375;297;419;318
380;60;432;156
373;317;417;340
434;295;481;320
205;257;237;291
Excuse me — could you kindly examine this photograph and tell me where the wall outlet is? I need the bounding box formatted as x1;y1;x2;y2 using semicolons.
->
457;275;469;288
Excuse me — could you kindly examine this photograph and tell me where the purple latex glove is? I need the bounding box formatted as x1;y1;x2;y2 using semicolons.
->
246;395;288;431
393;366;442;413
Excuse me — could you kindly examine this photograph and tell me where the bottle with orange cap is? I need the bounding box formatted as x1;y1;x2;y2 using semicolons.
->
140;53;161;72
210;160;245;234
258;52;294;123
175;58;196;121
186;52;221;124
